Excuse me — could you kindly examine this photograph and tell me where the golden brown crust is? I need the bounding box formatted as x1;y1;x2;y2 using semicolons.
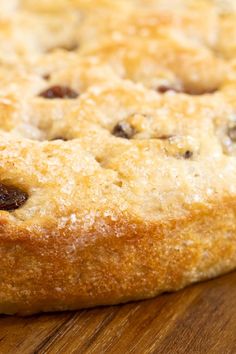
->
1;197;236;315
0;0;236;315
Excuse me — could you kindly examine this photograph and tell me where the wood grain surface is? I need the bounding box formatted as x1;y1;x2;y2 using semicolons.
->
0;272;235;354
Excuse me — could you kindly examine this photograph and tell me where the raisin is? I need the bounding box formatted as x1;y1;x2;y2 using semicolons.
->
39;86;78;99
43;74;51;81
157;135;174;140
183;150;193;159
157;85;217;95
48;43;79;52
61;43;79;51
184;87;217;95
228;125;236;142
157;85;181;94
51;136;67;141
112;122;135;139
0;184;28;211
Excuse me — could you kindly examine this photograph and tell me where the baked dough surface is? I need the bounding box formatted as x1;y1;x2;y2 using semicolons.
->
0;0;236;314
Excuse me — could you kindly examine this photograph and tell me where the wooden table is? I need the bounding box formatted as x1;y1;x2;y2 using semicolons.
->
0;272;235;354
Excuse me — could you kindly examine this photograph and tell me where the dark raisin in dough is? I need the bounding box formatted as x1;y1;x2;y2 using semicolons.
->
39;86;78;99
43;74;51;81
61;43;79;51
157;85;181;94
183;150;193;159
228;125;236;142
48;43;79;52
51;136;67;141
157;135;174;140
112;122;135;139
184;87;218;95
157;85;217;95
0;184;28;211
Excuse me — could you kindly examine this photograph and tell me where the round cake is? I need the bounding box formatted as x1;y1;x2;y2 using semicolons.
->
0;0;236;315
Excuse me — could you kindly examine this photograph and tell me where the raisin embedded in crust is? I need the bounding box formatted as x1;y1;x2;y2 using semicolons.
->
47;43;79;52
50;136;68;141
0;184;28;211
60;43;79;51
157;85;182;94
184;87;218;95
183;150;193;159
112;122;135;139
227;125;236;142
39;86;79;99
42;74;51;81
157;85;218;95
157;135;174;140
